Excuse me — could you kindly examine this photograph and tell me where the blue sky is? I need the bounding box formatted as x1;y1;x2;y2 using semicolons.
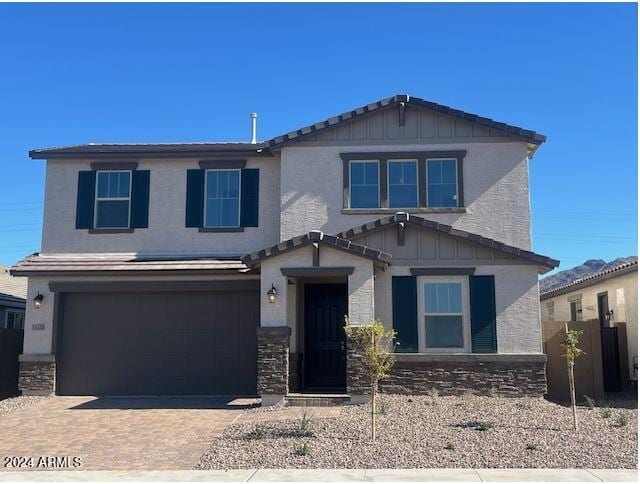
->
0;3;636;275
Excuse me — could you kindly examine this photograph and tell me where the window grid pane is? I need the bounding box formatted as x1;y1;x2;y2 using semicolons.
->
97;171;130;199
350;161;379;208
424;282;464;349
427;159;457;207
205;170;240;227
388;160;417;208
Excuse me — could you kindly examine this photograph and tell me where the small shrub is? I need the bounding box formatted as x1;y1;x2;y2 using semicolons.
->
616;414;629;427
444;442;455;451
477;421;493;432
601;407;612;419
428;388;439;398
294;442;310;456
583;395;595;410
526;443;537;451
297;412;314;437
487;387;497;398
245;425;267;440
462;390;474;399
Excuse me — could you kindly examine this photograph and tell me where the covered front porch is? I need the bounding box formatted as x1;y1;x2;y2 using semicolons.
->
242;230;390;405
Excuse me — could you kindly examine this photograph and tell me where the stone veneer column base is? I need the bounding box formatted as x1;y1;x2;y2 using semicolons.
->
257;327;291;405
379;354;547;397
18;354;56;395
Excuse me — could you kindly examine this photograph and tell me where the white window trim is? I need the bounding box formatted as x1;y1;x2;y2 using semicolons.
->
94;170;132;229
203;168;242;228
5;309;25;330
425;158;459;208
348;160;380;209
417;275;471;353
387;159;419;209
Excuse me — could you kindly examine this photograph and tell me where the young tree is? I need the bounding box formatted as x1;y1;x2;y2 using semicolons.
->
344;318;396;440
561;323;584;431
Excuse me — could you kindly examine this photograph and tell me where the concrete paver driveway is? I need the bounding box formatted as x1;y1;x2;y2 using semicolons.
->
0;396;253;471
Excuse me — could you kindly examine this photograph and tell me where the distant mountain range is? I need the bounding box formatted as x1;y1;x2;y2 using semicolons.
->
539;256;638;293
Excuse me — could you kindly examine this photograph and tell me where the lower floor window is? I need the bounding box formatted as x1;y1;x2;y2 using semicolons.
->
419;277;469;351
5;310;25;330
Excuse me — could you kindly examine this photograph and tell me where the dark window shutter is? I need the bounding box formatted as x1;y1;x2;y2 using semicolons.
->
392;276;418;352
240;168;259;227
185;169;205;228
470;275;497;353
75;171;96;229
130;170;150;228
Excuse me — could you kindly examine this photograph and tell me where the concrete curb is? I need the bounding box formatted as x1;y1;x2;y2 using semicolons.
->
0;469;636;482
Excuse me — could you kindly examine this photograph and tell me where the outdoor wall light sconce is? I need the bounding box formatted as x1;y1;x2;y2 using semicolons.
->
33;293;44;309
267;284;278;304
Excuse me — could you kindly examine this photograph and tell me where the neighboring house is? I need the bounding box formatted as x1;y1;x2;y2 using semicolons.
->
541;260;638;383
12;94;559;403
0;265;27;330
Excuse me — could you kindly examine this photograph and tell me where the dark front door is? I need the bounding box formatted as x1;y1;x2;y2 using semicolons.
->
304;284;347;389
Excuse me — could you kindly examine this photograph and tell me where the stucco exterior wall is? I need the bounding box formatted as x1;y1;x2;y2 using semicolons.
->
40;156;281;256
375;264;542;354
259;245;375;334
279;141;532;248
541;271;638;380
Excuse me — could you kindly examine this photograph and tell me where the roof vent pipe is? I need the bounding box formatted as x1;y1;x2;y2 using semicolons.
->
250;113;257;144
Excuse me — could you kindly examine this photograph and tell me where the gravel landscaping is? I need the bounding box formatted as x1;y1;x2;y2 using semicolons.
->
0;395;48;417
196;393;637;470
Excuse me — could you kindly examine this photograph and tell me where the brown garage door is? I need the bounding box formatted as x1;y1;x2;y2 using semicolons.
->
56;287;259;396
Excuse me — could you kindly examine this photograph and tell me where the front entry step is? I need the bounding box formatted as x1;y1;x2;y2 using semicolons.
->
286;393;350;407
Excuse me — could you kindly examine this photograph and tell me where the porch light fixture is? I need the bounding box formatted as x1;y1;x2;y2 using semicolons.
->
33;293;44;309
267;284;278;303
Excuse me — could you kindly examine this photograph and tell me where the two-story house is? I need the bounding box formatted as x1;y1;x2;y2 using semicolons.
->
13;95;558;404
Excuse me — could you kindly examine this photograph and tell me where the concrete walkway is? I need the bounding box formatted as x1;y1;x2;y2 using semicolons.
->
0;469;635;482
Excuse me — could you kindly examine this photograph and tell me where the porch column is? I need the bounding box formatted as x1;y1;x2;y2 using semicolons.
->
257;327;291;405
257;258;292;405
345;261;375;403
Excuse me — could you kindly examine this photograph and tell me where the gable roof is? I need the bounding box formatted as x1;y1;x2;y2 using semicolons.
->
267;94;546;149
335;213;559;273
29;94;546;159
540;260;638;300
242;230;392;267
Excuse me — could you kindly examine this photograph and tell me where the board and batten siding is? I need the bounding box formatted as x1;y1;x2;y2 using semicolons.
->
349;226;533;266
291;106;511;144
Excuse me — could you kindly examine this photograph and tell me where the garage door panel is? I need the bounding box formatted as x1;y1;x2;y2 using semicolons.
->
57;290;259;396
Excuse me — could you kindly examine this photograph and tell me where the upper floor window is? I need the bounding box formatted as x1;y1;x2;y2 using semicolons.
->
349;161;379;209
205;169;240;228
570;299;583;322
342;151;465;211
388;160;418;208
95;171;131;229
427;159;458;207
